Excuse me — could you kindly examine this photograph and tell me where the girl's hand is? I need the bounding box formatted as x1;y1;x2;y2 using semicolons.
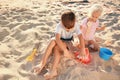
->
101;26;106;30
101;23;106;30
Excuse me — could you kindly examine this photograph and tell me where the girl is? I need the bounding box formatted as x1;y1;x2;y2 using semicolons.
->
80;4;105;51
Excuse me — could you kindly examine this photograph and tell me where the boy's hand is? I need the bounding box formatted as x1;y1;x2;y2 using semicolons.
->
80;48;86;58
76;48;86;61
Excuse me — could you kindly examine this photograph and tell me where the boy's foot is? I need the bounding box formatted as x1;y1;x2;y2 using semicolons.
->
44;69;57;79
33;63;43;74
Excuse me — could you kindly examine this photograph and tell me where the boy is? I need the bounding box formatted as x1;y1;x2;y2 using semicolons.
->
33;10;86;79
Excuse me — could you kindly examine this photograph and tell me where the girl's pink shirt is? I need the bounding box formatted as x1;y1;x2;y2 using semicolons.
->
81;18;99;40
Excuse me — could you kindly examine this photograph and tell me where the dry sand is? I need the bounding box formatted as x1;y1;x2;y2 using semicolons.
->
0;0;120;80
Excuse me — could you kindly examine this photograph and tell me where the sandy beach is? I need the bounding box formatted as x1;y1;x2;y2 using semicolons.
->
0;0;120;80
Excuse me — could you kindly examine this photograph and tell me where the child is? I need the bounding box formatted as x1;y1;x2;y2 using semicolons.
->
80;4;105;51
33;10;86;79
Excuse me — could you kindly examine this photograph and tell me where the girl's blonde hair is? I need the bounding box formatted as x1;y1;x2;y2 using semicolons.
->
88;4;103;18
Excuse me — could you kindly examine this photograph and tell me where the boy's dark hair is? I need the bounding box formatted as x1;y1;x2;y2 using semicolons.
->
61;10;75;29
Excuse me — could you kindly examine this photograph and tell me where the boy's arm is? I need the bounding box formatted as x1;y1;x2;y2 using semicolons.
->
79;25;85;49
78;34;86;56
55;33;73;58
55;33;67;51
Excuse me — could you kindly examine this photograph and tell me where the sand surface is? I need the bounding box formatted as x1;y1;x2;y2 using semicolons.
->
0;0;120;80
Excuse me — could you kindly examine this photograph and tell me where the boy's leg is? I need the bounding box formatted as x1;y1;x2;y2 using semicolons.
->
41;39;56;68
44;45;62;79
34;39;56;74
52;45;62;73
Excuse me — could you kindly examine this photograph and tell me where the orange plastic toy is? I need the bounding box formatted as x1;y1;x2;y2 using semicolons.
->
74;48;91;64
26;42;40;62
26;48;37;61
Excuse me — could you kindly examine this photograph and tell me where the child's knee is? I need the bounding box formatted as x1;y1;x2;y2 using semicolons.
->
93;44;99;51
89;43;99;51
54;45;61;52
88;40;95;44
50;39;56;45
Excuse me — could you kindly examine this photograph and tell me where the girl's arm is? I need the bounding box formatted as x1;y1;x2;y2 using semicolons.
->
96;26;105;31
96;24;106;31
80;25;82;30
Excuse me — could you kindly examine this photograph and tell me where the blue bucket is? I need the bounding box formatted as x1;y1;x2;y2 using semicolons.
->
99;47;113;61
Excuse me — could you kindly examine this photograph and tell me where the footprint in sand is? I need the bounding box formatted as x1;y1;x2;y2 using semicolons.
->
0;66;18;80
7;23;20;29
104;12;119;27
112;24;120;30
0;16;7;20
112;54;120;66
112;33;120;41
11;29;28;42
18;62;33;77
62;67;100;80
19;23;34;31
0;60;10;68
0;14;10;26
0;74;17;80
118;42;120;46
18;62;45;80
104;66;112;72
0;20;9;26
16;55;28;63
0;29;9;41
12;15;23;22
23;15;38;20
